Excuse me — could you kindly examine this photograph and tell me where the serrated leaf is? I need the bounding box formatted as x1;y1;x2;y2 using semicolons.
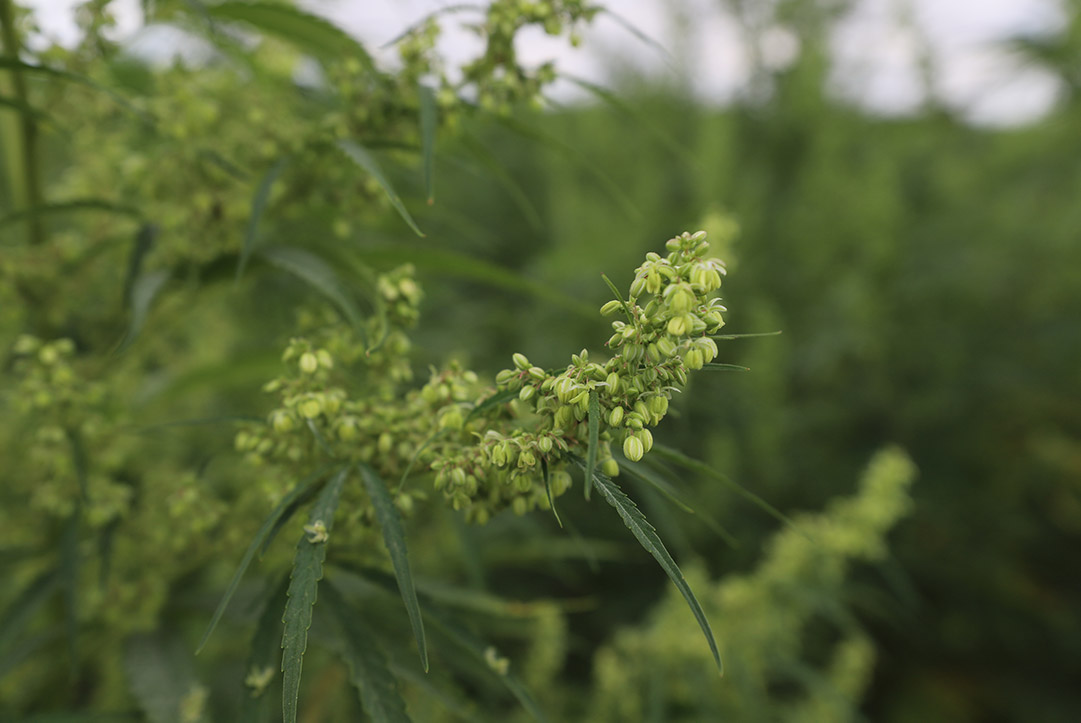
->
584;390;600;501
237;157;288;279
206;2;375;69
419;84;437;204
197;468;331;654
240;576;290;723
336;140;424;237
257;245;366;335
650;443;797;530
587;466;723;674
359;463;428;672
323;585;412;723
0;569;60;656
281;467;348;723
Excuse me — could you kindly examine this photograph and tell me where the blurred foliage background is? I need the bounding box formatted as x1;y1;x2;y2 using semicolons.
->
2;0;1080;721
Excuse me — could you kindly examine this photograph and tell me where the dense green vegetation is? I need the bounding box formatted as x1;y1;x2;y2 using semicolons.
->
3;1;1079;721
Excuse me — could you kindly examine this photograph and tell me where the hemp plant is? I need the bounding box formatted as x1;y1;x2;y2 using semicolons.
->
199;231;731;721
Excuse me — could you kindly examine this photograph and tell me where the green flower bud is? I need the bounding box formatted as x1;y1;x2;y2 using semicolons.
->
665;283;695;313
337;417;359;441
299;398;322;419
512;353;530;370
538;436;553;453
645;271;662;295
600;300;623;316
637;428;654;453
629;275;647;297
495;369;518;386
551;470;573;495
299;352;319;374
602;458;620;477
667;314;689;337
656;337;677;357
519;450;536;468
395;494;414;515
528;366;546;380
378;432;393;454
685;348;704;370
646;343;662;363
491;444;508;467
512;497;528;516
316;349;335;369
519;385;536;402
554;377;575;402
649;395;669;419
554;405;575;431
608;406;624;426
605;372;620;391
451;468;467;487
270;410;296;433
623;435;644;462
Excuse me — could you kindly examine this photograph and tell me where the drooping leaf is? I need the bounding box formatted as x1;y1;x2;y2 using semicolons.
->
281;467;348;723
621;459;738;547
323;585;413;723
586;465;723;674
206;2;375;69
359;463;428;672
257;245;366;335
336;140;425;237
541;457;563;528
711;330;782;340
197;468;332;654
650;443;797;530
349;244;595;319
122;224;158;308
0;568;60;656
239;576;290;723
584;389;600;501
419;84;437;204
237;156;288;279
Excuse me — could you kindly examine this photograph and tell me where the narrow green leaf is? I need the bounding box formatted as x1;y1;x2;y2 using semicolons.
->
456;133;542;231
0;94;47;121
206;2;375;69
117;269;169;352
122;224;157;308
323;585;413;723
349;244;595;319
306;418;337;459
541;457;562;528
0;57;145;117
257;245;366;335
711;330;782;340
260;482;324;559
600;273;634;321
584;390;600;501
419;84;437;204
197;469;331;654
240;576;290;723
359;463;429;673
397;430;443;493
0;198;141;233
466;387;519;422
0;569;60;655
597;9;676;67
281;467;348;723
701;363;750;372
237;157;288;280
336;140;425;237
650;443;797;531
63;429;88;678
587;465;723;674
621;459;739;548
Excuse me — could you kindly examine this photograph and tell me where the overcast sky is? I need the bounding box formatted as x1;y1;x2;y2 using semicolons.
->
22;0;1066;126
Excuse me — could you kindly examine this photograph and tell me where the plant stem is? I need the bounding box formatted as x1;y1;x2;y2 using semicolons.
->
0;0;45;246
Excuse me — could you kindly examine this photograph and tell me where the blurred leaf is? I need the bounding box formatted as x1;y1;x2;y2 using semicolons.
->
239;575;290;723
197;468;332;654
237;156;288;279
117;269;169;352
586;464;723;674
0;568;60;658
701;363;750;372
257;245;366;334
350;244;595;318
281;467;348;723
419;84;437;204
711;331;782;340
456;132;542;231
0;199;141;234
650;444;796;531
597;8;676;67
0;57;145;116
323;584;413;723
619;459;738;547
380;4;483;48
336;140;425;237
122;224;157;308
124;632;195;723
541;457;563;528
358;463;429;672
466;387;518;421
206;2;375;69
0;94;47;121
584;390;600;500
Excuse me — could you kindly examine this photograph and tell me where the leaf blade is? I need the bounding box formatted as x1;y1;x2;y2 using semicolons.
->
419;84;437;204
359;463;428;672
281;467;349;723
257;245;367;335
587;466;723;674
584;389;600;501
237;157;288;280
336;140;424;237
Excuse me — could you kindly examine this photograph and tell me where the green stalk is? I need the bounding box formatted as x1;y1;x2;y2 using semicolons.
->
0;0;45;246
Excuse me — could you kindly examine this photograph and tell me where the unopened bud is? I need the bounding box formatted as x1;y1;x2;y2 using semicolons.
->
623;435;644;462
